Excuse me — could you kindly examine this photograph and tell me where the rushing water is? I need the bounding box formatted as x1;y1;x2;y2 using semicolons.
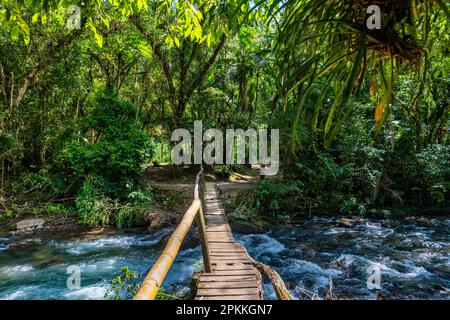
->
0;216;449;300
0;228;202;300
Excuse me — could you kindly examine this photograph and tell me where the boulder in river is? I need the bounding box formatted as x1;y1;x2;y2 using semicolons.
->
338;218;360;227
146;208;180;232
15;219;45;233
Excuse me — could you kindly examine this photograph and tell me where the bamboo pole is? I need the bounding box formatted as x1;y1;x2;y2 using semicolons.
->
134;200;201;300
134;166;211;300
195;166;211;273
196;205;211;273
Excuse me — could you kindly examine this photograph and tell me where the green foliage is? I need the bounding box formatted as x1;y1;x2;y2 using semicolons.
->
275;0;449;147
404;144;450;205
255;179;304;218
0;209;14;221
0;0;448;225
116;190;154;228
76;179;114;227
60;93;154;227
104;266;187;300
105;266;140;300
62;93;153;196
11;170;59;195
46;203;70;215
75;178;154;228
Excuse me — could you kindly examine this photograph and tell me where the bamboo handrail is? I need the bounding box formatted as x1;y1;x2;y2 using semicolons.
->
134;166;211;300
194;167;212;273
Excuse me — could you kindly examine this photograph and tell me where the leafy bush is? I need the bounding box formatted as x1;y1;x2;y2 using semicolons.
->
75;180;114;227
404;144;450;205
105;267;140;300
116;189;155;228
46;203;70;215
254;146;394;217
60;93;155;227
255;179;304;217
11;169;60;196
0;209;14;221
62;93;154;197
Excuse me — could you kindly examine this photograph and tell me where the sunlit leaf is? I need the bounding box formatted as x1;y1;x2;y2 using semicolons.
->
32;13;40;24
375;90;390;131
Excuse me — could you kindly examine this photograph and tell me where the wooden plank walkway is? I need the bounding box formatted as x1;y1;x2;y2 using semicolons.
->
195;182;262;300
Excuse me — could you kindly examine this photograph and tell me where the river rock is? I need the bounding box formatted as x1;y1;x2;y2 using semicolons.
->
16;219;45;233
330;254;354;270
146;208;179;232
338;218;357;227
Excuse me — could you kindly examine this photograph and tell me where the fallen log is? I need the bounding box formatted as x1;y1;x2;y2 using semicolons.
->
249;257;293;300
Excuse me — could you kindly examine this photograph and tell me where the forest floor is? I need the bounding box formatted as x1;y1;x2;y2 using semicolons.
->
3;164;447;238
0;165;263;237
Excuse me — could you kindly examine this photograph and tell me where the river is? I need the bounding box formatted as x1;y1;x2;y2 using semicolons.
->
0;216;449;300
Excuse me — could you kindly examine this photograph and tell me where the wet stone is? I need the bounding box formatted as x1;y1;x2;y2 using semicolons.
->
15;219;45;234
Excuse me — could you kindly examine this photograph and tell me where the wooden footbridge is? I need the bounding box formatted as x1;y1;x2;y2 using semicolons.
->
134;167;291;300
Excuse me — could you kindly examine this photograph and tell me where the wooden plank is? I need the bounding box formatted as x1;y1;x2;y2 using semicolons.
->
208;242;246;250
209;250;247;255
206;237;234;241
211;259;251;264
205;227;231;231
205;231;232;235
208;240;235;244
198;281;258;289
211;261;253;266
204;213;225;217
208;244;244;248
211;262;252;266
206;232;232;236
208;242;243;246
206;231;232;235
210;253;249;257
209;247;247;251
212;262;255;270
209;251;248;255
212;266;255;272
199;275;258;282
197;288;260;296
207;240;236;244
202;270;258;276
210;258;250;262
205;219;227;224
211;257;250;260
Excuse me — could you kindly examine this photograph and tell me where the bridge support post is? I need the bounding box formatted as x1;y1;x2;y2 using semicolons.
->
197;205;211;273
197;169;211;273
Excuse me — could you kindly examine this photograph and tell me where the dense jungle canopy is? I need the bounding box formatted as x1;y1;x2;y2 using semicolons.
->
0;0;448;227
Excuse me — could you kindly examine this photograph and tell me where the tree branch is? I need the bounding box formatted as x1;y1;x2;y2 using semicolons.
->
184;34;226;103
131;15;177;115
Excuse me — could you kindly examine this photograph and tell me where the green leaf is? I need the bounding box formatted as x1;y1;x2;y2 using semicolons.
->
173;37;180;48
101;16;110;31
41;13;47;25
95;32;104;48
17;19;30;45
137;0;144;11
165;37;173;48
10;25;20;42
32;13;40;24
